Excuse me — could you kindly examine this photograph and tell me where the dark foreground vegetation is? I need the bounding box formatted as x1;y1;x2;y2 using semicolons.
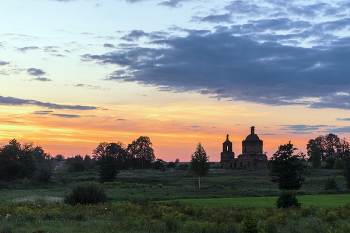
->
2;201;350;233
1;133;350;232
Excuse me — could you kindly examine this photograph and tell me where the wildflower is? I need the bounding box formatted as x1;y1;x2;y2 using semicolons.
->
5;214;11;220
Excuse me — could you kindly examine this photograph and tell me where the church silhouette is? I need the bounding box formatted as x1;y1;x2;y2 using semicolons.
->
220;126;268;169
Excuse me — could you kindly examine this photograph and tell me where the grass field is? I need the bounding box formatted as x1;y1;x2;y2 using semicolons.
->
178;193;350;209
2;164;350;232
1;163;349;207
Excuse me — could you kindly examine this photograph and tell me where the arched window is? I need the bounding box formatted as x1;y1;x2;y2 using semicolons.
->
230;163;232;167
240;162;242;167
248;161;250;167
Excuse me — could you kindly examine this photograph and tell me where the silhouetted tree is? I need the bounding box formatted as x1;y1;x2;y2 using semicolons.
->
307;134;344;161
99;155;119;183
324;133;340;159
84;155;92;170
343;151;350;189
307;136;326;161
0;139;52;182
92;142;110;161
311;146;321;169
66;155;85;172
106;142;130;169
127;136;155;169
339;138;349;160
268;141;305;190
153;159;165;170
189;143;210;190
55;154;65;161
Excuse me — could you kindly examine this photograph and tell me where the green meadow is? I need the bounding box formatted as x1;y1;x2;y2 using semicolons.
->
179;194;350;209
2;164;350;232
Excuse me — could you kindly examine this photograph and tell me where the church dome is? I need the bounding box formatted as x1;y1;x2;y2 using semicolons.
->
243;126;262;142
244;134;261;142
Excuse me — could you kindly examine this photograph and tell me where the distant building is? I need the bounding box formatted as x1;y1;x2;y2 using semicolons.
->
220;126;268;169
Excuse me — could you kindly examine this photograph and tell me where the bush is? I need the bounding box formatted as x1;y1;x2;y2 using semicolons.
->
325;158;335;169
334;160;344;170
324;176;337;190
0;181;9;190
241;210;259;233
36;167;52;184
175;163;189;171
167;162;177;168
276;190;301;208
64;182;107;205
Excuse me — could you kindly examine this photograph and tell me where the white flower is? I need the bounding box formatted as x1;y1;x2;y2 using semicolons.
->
5;214;11;220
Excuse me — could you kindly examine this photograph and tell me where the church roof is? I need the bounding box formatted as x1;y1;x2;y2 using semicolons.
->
244;134;261;142
243;126;262;142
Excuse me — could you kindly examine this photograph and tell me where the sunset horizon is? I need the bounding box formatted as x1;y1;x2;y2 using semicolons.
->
1;0;350;162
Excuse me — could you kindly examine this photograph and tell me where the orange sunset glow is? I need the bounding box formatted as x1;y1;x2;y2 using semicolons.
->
1;0;350;162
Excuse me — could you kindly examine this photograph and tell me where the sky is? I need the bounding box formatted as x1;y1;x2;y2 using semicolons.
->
0;0;350;161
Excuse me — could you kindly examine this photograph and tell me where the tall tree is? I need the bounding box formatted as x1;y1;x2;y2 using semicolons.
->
0;139;52;181
343;149;350;189
92;142;110;161
106;142;129;169
127;136;155;169
268;141;305;190
189;143;210;190
339;138;349;160
307;136;325;161
311;145;321;169
324;133;340;159
99;155;119;183
0;139;24;180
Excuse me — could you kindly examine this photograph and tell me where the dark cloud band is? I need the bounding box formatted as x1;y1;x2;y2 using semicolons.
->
0;95;97;110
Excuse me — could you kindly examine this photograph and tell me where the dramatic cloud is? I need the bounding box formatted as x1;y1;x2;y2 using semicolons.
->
30;77;52;82
328;126;350;134
52;114;81;118
279;125;330;134
337;118;350;121
27;68;46;76
121;30;149;41
0;95;97;110
193;14;233;23
83;24;350;110
17;46;39;52
120;30;167;41
0;61;9;66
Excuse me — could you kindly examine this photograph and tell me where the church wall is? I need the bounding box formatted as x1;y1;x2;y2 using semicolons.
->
242;141;263;155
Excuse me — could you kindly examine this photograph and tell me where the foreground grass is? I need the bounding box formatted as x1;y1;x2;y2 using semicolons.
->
179;194;350;209
2;201;350;233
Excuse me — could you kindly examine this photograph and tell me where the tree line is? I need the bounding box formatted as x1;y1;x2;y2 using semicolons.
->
307;133;349;161
0;139;52;183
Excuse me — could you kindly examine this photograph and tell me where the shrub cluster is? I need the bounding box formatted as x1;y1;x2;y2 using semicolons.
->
64;182;107;205
324;176;338;190
276;190;301;208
